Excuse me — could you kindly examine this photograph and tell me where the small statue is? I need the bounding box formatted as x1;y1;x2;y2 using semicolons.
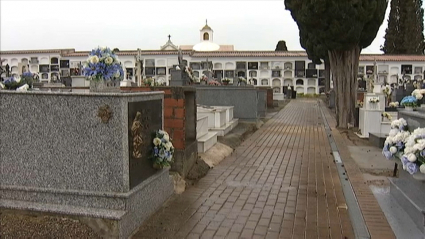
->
131;112;143;159
178;48;183;66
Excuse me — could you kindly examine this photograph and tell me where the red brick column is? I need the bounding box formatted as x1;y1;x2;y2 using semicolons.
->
121;87;187;150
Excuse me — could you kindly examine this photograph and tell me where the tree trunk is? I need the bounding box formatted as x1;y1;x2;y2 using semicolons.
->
328;47;360;129
324;59;331;93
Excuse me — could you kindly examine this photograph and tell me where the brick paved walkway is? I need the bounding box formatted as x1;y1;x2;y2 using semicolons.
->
322;104;396;239
133;100;355;239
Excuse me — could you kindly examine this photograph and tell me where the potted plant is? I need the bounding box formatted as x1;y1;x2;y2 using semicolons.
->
238;77;247;86
401;96;417;111
222;78;230;85
386;101;399;112
144;77;154;86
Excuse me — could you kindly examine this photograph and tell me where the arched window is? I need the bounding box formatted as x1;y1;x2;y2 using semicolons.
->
203;32;209;41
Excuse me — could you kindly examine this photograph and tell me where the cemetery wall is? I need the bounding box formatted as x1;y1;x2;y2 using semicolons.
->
194;86;260;121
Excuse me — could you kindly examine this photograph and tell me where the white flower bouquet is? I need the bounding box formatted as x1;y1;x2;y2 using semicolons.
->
369;97;379;103
412;89;425;100
382;84;392;98
383;118;410;160
400;128;425;174
152;130;174;169
382;112;392;121
389;102;399;108
383;118;425;175
238;77;247;83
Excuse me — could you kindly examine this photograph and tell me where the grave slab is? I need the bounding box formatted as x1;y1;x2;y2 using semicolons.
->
0;91;173;239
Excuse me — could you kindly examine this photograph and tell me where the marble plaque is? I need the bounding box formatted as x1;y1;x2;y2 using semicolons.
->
128;99;163;189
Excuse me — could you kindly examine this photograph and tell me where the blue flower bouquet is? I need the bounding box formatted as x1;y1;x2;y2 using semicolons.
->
401;96;417;108
82;47;124;82
151;130;174;169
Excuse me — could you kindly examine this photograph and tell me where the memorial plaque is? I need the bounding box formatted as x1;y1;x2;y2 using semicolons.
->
128;99;163;189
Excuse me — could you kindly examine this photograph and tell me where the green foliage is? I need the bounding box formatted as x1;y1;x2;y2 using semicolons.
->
275;40;288;51
297;93;321;98
285;0;387;52
382;0;425;54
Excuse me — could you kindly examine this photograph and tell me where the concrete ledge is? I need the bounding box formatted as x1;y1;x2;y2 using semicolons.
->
389;174;425;233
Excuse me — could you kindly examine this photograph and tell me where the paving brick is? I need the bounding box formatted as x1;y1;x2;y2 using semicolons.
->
134;100;396;239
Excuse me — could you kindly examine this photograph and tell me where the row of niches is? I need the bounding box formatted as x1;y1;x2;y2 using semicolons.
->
357;74;424;84
4;57;64;66
235;78;318;86
6;72;61;82
358;65;424;75
272;86;320;94
145;60;315;70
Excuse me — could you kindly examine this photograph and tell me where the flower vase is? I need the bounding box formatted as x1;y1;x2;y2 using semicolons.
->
405;106;413;111
240;81;247;86
89;80;120;93
200;81;207;85
223;82;229;86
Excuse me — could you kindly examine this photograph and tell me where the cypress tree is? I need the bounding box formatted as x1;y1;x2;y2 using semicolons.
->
382;0;425;54
275;41;288;51
285;0;387;128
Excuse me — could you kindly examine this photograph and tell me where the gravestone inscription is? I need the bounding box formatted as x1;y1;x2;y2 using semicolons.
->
128;100;163;189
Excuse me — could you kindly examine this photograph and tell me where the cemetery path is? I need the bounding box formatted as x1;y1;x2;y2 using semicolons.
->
133;100;389;239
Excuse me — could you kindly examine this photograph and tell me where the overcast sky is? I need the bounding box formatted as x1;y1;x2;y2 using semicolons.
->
1;1;423;54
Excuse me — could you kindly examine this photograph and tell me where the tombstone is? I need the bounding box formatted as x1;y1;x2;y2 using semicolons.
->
286;87;292;99
396;86;406;102
169;49;191;86
205;71;213;82
406;83;415;96
329;90;335;108
62;76;72;87
358;79;366;90
391;86;397;103
169;68;190;86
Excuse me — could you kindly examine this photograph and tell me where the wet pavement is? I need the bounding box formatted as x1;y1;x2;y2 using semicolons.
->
133;99;394;239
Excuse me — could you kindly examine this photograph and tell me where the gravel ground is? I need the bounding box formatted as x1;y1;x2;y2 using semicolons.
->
1;210;101;239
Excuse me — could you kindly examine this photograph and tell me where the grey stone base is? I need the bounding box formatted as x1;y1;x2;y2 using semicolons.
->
369;132;387;149
171;140;198;178
1;169;173;238
389;168;425;233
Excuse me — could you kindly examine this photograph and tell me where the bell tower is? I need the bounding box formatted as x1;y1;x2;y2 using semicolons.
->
200;19;213;42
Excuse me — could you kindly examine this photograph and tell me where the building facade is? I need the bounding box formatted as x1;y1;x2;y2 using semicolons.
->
1;22;424;95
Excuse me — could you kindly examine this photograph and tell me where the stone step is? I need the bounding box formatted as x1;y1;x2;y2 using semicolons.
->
197;132;218;153
389;170;425;233
208;119;239;137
